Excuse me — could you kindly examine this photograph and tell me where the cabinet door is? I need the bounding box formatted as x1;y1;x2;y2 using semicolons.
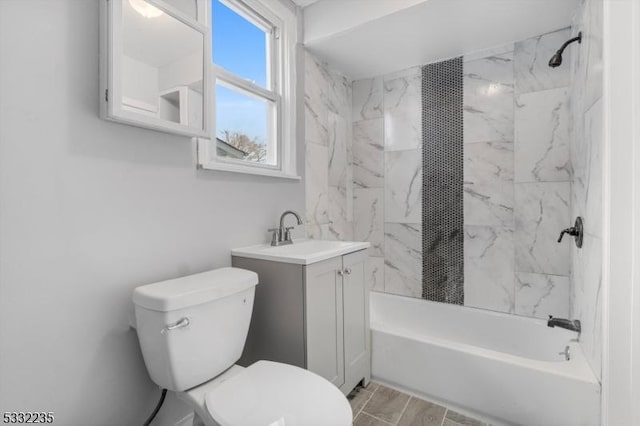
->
304;257;344;388
342;249;370;393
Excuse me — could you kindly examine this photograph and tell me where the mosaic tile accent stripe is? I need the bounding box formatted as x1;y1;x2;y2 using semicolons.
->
421;58;464;304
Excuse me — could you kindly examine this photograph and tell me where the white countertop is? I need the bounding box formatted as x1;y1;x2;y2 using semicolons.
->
231;239;370;265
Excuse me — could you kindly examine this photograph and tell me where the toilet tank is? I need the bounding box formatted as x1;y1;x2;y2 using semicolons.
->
133;267;258;391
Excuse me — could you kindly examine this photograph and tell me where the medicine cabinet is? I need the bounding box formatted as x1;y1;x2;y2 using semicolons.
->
100;0;210;137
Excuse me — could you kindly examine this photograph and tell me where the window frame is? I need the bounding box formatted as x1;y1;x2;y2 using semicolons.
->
197;0;300;180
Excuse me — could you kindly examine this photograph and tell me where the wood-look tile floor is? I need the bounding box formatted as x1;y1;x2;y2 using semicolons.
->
348;382;488;426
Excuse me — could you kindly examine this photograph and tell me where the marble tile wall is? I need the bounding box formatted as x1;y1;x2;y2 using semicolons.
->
305;51;353;241
464;225;515;312
463;49;514;144
463;28;574;318
305;51;395;293
352;66;424;298
348;28;576;312
462;46;516;313
381;67;423;298
352;76;387;293
308;5;601;382
512;28;573;319
569;0;604;382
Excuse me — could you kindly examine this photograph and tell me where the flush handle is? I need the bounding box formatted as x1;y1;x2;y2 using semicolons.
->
164;317;190;332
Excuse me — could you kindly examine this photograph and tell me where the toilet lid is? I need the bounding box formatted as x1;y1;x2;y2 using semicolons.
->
205;361;352;426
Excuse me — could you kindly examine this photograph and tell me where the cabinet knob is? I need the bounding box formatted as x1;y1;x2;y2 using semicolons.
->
337;270;344;276
344;268;351;275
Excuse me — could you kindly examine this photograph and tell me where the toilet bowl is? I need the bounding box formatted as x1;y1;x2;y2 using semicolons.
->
179;362;352;426
132;267;352;426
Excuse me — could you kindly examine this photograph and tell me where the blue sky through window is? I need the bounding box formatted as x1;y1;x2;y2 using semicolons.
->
213;0;268;145
216;84;268;147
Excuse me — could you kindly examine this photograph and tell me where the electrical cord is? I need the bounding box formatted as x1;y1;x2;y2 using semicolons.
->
143;388;167;426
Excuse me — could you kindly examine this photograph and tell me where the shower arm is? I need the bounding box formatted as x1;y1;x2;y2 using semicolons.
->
557;33;582;54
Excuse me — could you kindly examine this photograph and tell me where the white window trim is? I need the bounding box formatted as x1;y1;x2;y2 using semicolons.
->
197;0;300;180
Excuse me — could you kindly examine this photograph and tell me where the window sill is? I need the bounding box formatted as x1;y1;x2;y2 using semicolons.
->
198;161;301;180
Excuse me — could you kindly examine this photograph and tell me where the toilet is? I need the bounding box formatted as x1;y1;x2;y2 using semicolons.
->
132;267;353;426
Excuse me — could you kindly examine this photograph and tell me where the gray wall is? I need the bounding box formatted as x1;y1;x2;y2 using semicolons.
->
0;1;304;424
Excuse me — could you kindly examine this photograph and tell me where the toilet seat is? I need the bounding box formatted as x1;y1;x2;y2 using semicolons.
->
204;361;353;426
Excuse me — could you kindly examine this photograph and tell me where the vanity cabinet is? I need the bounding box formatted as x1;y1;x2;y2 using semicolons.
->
233;248;370;395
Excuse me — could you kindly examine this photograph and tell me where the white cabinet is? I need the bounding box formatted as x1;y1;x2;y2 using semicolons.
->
233;248;370;394
100;0;210;137
305;256;344;387
341;251;370;392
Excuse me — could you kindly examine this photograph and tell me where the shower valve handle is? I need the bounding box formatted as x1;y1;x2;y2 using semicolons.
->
557;217;584;248
557;227;578;242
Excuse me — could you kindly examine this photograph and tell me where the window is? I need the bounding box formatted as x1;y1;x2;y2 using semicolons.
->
197;0;299;179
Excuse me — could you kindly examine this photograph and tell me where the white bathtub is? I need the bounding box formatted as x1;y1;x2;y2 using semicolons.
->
370;292;600;426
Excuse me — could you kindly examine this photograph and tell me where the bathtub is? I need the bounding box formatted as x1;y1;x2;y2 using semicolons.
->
370;292;600;426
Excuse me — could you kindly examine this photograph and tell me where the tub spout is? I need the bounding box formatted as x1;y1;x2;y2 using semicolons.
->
547;315;581;333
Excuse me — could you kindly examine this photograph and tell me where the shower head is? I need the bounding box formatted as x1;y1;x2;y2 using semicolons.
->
548;32;582;68
548;51;563;68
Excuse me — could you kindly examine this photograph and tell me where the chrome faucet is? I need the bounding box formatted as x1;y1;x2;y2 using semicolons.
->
547;315;582;333
268;210;303;246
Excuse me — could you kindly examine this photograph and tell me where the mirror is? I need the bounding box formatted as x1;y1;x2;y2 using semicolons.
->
101;0;209;137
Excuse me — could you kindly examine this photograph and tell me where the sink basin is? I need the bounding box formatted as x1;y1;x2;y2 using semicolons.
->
232;239;370;265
